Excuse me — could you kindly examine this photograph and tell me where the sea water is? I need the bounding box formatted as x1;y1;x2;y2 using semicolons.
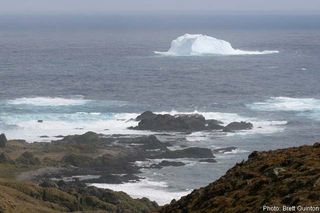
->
0;13;320;204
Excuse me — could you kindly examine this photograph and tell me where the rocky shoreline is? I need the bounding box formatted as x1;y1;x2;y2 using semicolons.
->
0;111;256;212
158;143;320;213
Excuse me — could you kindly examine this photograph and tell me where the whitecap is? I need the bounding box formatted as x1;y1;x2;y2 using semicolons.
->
223;148;250;155
7;96;90;106
155;34;279;56
1;110;287;142
248;97;320;112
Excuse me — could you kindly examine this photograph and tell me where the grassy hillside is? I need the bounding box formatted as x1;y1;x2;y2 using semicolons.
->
0;181;157;213
159;143;320;213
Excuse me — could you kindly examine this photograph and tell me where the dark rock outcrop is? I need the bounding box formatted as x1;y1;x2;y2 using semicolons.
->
132;112;253;133
132;113;207;132
206;119;224;130
131;111;226;132
151;160;186;169
0;134;7;148
155;147;214;159
136;111;157;121
119;135;169;152
158;143;320;213
223;121;253;132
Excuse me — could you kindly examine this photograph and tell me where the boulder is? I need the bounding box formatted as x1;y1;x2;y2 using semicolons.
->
0;134;7;148
155;147;214;159
223;122;253;132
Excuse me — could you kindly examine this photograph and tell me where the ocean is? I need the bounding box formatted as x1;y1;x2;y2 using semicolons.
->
0;13;320;204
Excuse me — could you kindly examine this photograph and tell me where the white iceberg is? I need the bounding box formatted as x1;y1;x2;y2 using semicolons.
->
155;34;279;56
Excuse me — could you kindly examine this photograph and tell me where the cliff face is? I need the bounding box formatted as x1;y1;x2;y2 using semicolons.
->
159;143;320;213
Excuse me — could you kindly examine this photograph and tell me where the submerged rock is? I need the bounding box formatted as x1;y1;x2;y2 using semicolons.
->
223;121;253;132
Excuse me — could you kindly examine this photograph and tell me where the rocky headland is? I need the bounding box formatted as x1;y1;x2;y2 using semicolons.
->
158;143;320;213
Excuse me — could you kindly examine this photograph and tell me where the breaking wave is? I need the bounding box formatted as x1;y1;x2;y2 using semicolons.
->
91;178;191;205
7;96;90;106
248;97;320;112
248;97;320;121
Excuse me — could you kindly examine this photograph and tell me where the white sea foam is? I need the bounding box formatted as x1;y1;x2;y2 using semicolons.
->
7;96;90;106
1;109;287;142
223;148;250;155
155;34;279;56
248;97;320;112
0;112;146;142
91;178;191;205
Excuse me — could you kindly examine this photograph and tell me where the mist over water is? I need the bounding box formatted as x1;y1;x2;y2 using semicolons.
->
0;14;320;203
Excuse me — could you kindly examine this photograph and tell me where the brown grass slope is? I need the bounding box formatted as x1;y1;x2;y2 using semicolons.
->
159;143;320;213
0;181;157;213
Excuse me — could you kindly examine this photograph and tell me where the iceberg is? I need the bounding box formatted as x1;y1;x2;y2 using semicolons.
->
155;34;279;56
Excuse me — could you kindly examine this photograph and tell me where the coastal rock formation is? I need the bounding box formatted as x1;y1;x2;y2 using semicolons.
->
131;112;225;132
0;134;7;148
132;112;207;131
136;111;157;121
131;111;254;133
223;121;253;132
158;143;320;213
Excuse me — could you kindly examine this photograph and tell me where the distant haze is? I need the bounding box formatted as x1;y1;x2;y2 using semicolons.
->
0;0;320;14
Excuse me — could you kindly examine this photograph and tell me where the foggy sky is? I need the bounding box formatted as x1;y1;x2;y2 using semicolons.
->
0;0;319;14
